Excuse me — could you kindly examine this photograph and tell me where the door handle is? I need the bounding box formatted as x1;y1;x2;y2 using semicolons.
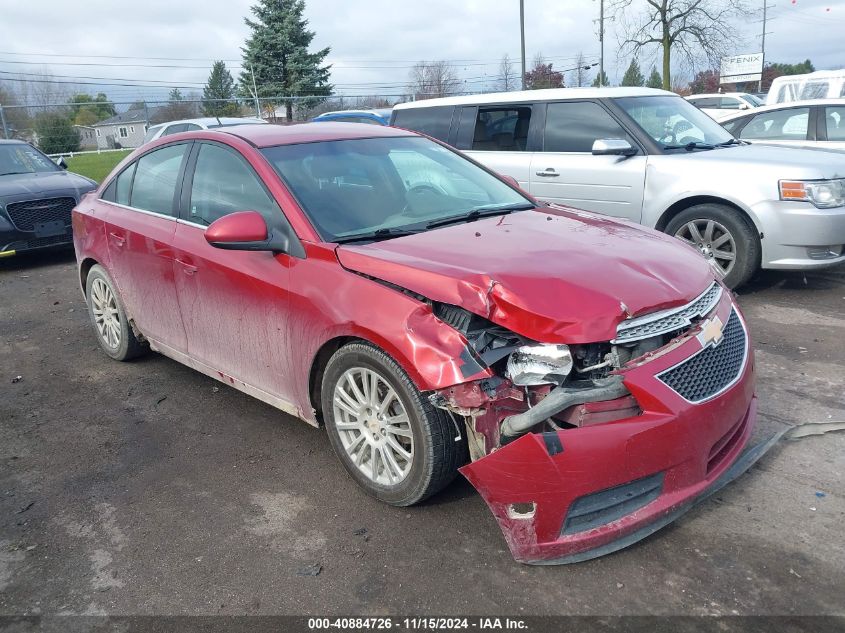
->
108;232;125;247
535;168;560;177
175;259;198;275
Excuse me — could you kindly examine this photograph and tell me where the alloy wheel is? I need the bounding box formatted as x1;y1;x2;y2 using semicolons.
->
332;367;414;486
674;218;737;278
91;277;121;350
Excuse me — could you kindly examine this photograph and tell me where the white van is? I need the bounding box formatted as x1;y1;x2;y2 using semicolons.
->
768;70;845;105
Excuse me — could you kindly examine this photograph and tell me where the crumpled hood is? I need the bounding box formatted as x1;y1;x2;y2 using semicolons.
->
0;171;96;200
336;207;715;343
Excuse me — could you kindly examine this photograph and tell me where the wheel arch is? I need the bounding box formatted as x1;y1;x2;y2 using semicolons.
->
308;335;360;425
655;195;762;236
79;257;100;296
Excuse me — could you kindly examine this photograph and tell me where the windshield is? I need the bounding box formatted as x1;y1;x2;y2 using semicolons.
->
615;95;735;149
261;136;533;242
741;94;764;107
0;143;60;176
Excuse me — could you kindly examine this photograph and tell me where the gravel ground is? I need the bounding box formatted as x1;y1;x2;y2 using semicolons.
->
1;249;843;617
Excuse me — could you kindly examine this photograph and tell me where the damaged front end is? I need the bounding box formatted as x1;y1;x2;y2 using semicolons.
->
428;282;762;564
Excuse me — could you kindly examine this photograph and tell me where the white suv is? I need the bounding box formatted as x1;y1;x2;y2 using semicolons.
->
391;87;845;288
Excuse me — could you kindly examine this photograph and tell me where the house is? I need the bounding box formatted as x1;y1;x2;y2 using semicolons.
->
74;125;98;150
89;109;149;150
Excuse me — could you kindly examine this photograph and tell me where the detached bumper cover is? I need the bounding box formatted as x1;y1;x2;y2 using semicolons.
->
460;297;765;565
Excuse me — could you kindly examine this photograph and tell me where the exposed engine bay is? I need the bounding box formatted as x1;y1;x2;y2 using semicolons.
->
428;283;722;459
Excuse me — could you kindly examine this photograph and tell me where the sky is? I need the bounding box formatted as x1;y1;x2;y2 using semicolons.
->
0;0;844;107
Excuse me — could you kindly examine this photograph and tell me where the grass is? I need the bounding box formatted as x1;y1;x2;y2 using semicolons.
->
66;150;133;183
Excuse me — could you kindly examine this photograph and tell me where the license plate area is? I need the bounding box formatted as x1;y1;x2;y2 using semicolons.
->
33;220;67;238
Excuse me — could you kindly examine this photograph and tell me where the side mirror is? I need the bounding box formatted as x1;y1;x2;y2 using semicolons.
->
56;157;68;170
739;103;750;110
500;174;521;189
592;139;638;156
205;211;290;253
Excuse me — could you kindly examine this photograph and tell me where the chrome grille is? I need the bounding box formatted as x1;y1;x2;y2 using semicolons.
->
657;309;747;403
5;197;76;231
613;282;722;344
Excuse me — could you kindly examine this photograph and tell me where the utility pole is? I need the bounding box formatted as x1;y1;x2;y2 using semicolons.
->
599;0;605;87
758;1;772;93
0;104;8;139
249;64;261;119
519;0;526;90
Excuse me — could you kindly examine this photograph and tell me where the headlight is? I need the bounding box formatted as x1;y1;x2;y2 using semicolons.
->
780;179;845;209
506;344;573;386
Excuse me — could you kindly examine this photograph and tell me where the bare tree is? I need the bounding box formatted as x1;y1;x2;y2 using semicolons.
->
408;61;461;99
497;54;519;92
611;0;749;90
571;52;591;87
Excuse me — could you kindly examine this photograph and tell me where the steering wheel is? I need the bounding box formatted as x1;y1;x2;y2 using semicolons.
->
401;184;448;216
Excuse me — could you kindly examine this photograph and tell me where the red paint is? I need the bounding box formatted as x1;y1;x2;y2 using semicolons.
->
205;211;268;244
73;123;756;564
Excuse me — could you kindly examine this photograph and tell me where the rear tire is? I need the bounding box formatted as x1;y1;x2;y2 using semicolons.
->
85;265;147;361
665;204;760;289
321;342;466;506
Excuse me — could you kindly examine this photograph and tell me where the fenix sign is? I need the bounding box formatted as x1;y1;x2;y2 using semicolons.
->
721;53;763;84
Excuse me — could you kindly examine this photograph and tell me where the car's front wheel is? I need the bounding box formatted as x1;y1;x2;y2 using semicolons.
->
321;342;466;506
85;265;147;361
665;203;760;289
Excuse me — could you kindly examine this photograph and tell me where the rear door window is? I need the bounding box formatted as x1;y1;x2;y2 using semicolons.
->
824;106;845;141
471;106;532;151
740;108;810;141
800;81;829;100
718;97;743;110
130;144;189;216
543;101;632;153
162;123;188;136
391;106;454;142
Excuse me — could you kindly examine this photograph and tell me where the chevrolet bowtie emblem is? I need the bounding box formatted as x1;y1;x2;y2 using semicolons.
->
697;315;725;348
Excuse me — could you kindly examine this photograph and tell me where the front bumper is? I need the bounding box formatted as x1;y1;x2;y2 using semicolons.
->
459;297;762;564
753;199;845;269
0;214;74;256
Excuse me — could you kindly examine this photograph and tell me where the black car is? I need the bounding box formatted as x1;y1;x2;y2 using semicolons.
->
0;140;97;258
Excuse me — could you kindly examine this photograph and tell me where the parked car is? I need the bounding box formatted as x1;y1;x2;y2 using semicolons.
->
0;139;97;257
311;109;392;125
768;70;845;105
74;122;764;565
685;92;763;120
142;117;267;144
391;87;845;288
720;100;845;150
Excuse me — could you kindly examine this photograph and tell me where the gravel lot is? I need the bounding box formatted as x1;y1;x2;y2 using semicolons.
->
1;249;844;617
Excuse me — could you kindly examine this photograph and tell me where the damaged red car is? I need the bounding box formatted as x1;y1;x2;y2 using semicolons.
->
73;123;767;564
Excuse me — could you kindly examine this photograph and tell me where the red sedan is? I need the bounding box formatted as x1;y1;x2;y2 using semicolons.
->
73;123;763;564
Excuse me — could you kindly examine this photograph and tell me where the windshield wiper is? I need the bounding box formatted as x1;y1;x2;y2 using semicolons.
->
334;227;421;244
0;171;31;176
425;203;535;230
662;141;716;151
715;138;745;147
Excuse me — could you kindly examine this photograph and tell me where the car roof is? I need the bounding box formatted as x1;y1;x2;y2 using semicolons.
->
213;122;416;147
686;93;751;99
315;109;391;118
719;99;845;121
0;139;26;145
153;117;266;127
392;87;673;110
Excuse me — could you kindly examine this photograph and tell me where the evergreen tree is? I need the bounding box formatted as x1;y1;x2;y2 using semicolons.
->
240;0;332;121
35;113;79;154
591;70;610;87
646;66;663;89
203;61;239;116
621;58;645;87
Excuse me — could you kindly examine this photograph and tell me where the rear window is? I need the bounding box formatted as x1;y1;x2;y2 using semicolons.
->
391;106;454;142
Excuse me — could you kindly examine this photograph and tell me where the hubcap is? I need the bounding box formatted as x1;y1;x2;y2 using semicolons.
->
333;368;414;486
674;219;737;278
91;278;121;349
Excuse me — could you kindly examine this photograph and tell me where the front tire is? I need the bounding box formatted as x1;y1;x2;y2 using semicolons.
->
85;265;147;361
665;204;760;289
321;342;466;506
